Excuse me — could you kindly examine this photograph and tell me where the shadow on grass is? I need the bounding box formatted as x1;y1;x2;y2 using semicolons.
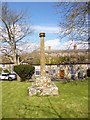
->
14;101;61;118
47;96;62;118
12;94;62;118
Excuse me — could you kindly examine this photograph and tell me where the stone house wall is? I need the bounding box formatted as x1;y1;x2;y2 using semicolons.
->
34;64;89;78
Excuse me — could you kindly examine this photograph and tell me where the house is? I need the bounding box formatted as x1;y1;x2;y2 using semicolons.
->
0;62;89;78
33;63;89;78
0;62;14;73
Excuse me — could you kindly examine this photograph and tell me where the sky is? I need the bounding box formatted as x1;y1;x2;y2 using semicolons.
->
1;2;88;52
8;2;62;50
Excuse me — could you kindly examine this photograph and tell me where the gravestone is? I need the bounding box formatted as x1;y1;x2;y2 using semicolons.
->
28;33;58;96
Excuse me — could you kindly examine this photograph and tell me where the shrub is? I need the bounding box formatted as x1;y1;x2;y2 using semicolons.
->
14;64;35;81
0;67;2;74
4;69;10;73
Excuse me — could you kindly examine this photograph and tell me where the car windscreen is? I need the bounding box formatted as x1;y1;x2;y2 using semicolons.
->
2;74;9;76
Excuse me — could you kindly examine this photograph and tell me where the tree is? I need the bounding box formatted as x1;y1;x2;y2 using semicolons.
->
0;3;32;64
56;2;89;49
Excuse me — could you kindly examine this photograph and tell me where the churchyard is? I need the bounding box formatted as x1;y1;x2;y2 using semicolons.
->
1;78;89;118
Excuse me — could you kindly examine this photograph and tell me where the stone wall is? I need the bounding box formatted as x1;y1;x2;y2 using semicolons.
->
34;64;89;79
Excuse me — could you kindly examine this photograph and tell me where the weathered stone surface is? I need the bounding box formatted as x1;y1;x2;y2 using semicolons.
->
28;76;58;96
28;33;58;97
28;87;37;96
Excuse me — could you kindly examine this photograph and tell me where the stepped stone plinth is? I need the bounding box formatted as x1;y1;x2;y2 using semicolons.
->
28;76;58;96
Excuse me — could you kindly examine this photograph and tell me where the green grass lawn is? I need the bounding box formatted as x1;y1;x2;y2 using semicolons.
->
1;78;89;118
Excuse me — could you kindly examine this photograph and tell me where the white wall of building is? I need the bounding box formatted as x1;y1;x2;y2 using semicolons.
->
34;64;89;78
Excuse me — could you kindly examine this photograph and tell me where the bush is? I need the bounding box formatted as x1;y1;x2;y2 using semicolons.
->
4;69;10;73
0;67;2;74
14;64;35;81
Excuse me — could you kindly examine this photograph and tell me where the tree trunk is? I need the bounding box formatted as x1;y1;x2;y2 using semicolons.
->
17;74;21;82
12;43;21;81
13;50;17;65
13;43;17;65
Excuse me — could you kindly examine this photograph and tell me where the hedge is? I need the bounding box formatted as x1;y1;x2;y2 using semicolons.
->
14;64;35;81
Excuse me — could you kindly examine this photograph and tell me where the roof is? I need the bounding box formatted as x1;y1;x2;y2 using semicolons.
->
32;62;90;66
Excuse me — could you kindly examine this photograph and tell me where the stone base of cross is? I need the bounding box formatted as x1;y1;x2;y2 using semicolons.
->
28;76;58;96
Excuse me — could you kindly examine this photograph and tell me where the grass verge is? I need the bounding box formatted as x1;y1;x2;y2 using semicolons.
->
1;78;89;118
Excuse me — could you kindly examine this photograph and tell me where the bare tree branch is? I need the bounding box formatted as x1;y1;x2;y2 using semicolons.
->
56;2;89;42
0;3;33;64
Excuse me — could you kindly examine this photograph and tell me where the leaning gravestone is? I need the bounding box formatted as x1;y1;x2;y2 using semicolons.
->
28;33;58;96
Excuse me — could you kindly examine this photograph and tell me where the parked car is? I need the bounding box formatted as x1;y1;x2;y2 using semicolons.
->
0;73;17;81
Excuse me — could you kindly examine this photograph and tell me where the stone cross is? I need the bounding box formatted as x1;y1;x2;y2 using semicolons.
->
28;33;58;96
39;32;46;76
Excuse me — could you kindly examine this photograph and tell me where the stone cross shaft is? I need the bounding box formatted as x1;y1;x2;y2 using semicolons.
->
39;32;46;76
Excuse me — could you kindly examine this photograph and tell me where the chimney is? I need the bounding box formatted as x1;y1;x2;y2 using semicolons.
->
74;44;77;50
48;46;51;52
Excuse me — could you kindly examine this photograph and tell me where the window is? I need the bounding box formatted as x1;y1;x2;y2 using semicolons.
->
2;74;9;76
3;64;5;68
46;71;49;74
53;69;56;73
36;71;40;75
57;65;60;67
